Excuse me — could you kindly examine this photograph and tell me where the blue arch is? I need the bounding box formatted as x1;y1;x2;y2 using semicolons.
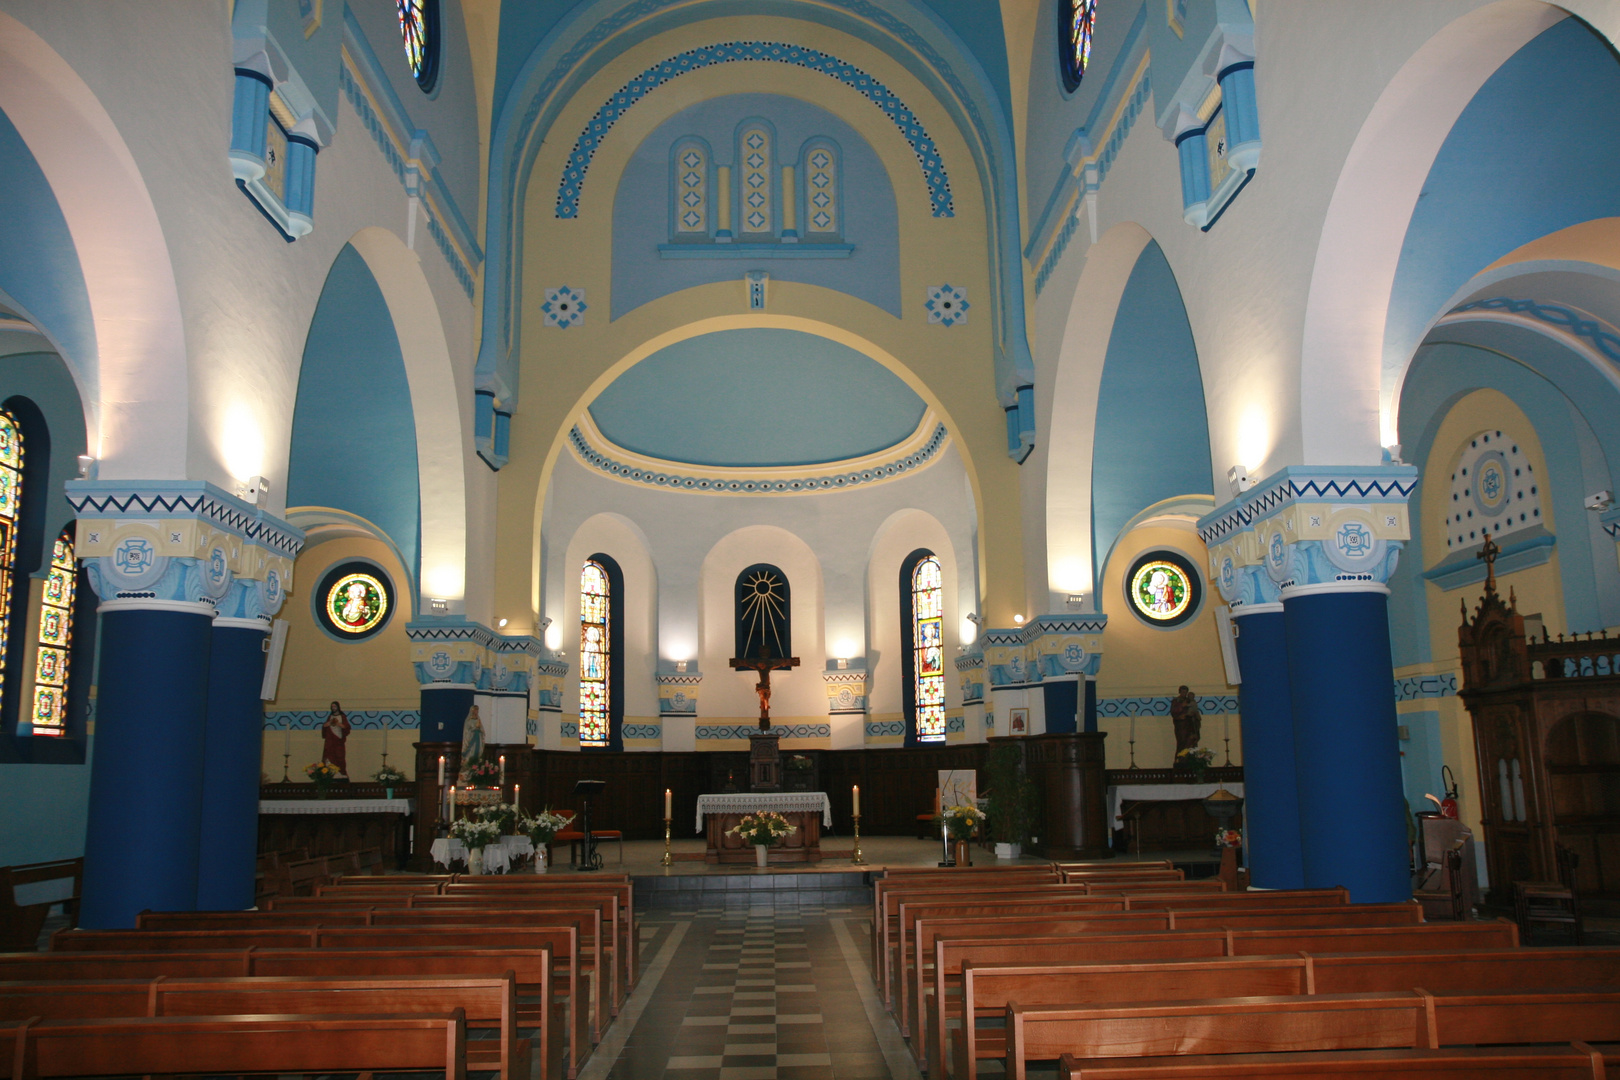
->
287;245;421;585
1090;241;1213;585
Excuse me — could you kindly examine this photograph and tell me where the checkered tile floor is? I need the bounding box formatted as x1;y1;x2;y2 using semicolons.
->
590;909;913;1080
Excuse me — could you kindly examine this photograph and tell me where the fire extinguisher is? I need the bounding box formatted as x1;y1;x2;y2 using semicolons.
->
1440;765;1460;819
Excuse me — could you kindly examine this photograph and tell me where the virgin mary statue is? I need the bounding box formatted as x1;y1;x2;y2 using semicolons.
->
456;705;486;786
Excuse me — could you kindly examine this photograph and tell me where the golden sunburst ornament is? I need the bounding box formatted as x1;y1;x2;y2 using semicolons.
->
740;568;789;655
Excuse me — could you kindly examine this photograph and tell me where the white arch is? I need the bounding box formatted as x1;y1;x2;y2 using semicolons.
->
1299;0;1571;459
0;11;188;477
1041;221;1154;608
344;227;469;604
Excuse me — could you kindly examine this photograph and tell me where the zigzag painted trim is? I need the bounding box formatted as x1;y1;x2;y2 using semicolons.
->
556;42;953;219
406;623;499;648
1198;475;1418;543
68;490;303;555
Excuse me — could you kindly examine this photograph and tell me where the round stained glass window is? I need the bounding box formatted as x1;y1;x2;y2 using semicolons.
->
396;0;440;92
1125;551;1201;628
316;561;394;641
1060;0;1097;92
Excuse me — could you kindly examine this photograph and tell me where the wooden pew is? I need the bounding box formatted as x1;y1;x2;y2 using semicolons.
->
1010;989;1620;1080
0;860;81;951
872;869;1059;969
923;919;1520;1078
959;947;1620;1080
0;944;590;1079
6;1010;468;1080
1056;1044;1608;1079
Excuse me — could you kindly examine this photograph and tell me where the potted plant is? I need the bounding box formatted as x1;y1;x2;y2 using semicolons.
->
521;809;572;872
305;760;341;798
727;810;796;867
478;801;520;837
984;742;1039;859
464;758;502;788
450;818;503;874
374;764;406;799
1174;746;1216;780
939;804;986;867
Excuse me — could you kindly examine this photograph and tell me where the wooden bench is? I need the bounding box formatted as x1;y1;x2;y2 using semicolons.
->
1056;1043;1609;1078
1010;989;1620;1080
4;1010;468;1080
922;918;1521;1078
0;861;81;952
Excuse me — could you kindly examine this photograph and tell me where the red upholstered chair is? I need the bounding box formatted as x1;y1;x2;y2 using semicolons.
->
550;813;624;867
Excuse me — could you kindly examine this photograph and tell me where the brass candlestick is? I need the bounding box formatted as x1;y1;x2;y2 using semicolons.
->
851;813;867;865
660;817;673;867
282;752;290;782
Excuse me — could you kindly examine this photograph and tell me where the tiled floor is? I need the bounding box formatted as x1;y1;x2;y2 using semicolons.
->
584;907;919;1080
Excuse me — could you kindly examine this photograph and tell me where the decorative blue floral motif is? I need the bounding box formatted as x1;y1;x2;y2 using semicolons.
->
1336;521;1372;558
556;42;953;219
114;538;154;575
542;285;587;328
925;284;970;326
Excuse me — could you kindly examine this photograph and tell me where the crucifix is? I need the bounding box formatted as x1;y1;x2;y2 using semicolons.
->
729;645;801;733
1477;533;1501;596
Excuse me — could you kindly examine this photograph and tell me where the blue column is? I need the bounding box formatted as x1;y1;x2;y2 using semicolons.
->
1231;604;1304;889
1284;587;1411;901
195;619;269;911
80;605;214;927
421;685;474;742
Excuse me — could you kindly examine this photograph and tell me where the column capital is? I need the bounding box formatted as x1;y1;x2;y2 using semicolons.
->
406;617;548;693
1198;465;1418;603
980;615;1107;688
821;663;868;716
954;650;985;705
657;669;702;716
67;480;303;615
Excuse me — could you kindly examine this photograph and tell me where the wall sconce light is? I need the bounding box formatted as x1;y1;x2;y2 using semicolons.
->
497;617;508;628
76;455;97;480
1227;465;1253;497
428;598;449;614
236;475;271;507
675;659;688;673
1013;614;1025;625
964;612;982;626
836;658;849;670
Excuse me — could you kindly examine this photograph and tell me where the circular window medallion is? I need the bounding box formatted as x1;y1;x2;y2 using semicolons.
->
1125;551;1201;628
316;561;394;640
396;0;440;92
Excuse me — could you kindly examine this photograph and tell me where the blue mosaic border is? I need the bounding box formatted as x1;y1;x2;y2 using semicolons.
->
865;720;905;738
1452;298;1620;364
695;723;833;740
264;710;421;730
525;717;538;737
570;422;947;494
561;722;579;739
556;42;953;219
1393;674;1458;701
1096;696;1240;718
623;723;662;740
945;715;965;733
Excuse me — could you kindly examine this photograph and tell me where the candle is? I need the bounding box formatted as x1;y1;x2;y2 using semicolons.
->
1130;718;1136;742
382;723;389;757
514;783;520;807
438;755;445;787
853;784;860;816
664;788;672;819
499;754;506;787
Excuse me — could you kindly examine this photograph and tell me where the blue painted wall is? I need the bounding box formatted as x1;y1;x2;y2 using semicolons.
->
611;93;899;319
1090;241;1213;582
920;0;1013;125
287;245;421;581
589;328;926;467
0;107;96;383
1384;17;1620;373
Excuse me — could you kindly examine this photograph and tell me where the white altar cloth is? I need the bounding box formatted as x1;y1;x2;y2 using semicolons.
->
1108;783;1245;828
259;799;414;814
695;792;833;832
428;834;533;873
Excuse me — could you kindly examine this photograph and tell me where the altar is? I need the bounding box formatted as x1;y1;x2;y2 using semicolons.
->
695;792;831;864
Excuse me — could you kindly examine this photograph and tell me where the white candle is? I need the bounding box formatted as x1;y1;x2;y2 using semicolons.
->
664;788;672;819
438;755;445;787
499;754;506;787
514;783;520;807
853;785;860;816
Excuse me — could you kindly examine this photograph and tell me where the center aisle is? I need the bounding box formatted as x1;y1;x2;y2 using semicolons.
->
582;904;918;1080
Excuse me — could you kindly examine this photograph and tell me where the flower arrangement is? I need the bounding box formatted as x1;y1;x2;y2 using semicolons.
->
463;758;502;788
374;764;407;784
1217;827;1242;848
477;802;521;836
305;760;341;786
450;818;503;851
784;754;814;772
1174;747;1216;775
727;811;796;847
939;803;986;840
523;809;573;846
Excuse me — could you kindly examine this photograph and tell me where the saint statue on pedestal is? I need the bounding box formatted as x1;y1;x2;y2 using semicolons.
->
456;704;486;786
1170;686;1202;753
322;701;351;779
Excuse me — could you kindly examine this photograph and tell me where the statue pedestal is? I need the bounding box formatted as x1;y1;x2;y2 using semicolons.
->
750;733;781;792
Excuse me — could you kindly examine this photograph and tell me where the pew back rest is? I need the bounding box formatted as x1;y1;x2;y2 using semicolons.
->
1057;1045;1605;1078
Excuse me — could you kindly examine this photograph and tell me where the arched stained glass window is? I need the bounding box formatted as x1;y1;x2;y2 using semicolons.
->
1060;0;1096;92
0;410;22;711
911;555;946;743
674;141;708;236
804;143;839;238
396;0;440;92
29;528;74;736
580;559;611;747
737;124;774;236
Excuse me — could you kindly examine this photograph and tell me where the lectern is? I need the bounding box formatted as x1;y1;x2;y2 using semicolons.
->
573;779;607;872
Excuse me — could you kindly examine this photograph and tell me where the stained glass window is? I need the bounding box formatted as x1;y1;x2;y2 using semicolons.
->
580;560;611;747
317;566;393;640
396;0;439;91
912;556;945;743
1061;0;1097;92
675;142;707;235
804;144;838;236
738;125;773;236
1126;552;1201;628
30;529;75;736
0;411;21;713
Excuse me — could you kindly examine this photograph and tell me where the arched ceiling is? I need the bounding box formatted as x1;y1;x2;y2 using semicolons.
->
586;327;927;467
